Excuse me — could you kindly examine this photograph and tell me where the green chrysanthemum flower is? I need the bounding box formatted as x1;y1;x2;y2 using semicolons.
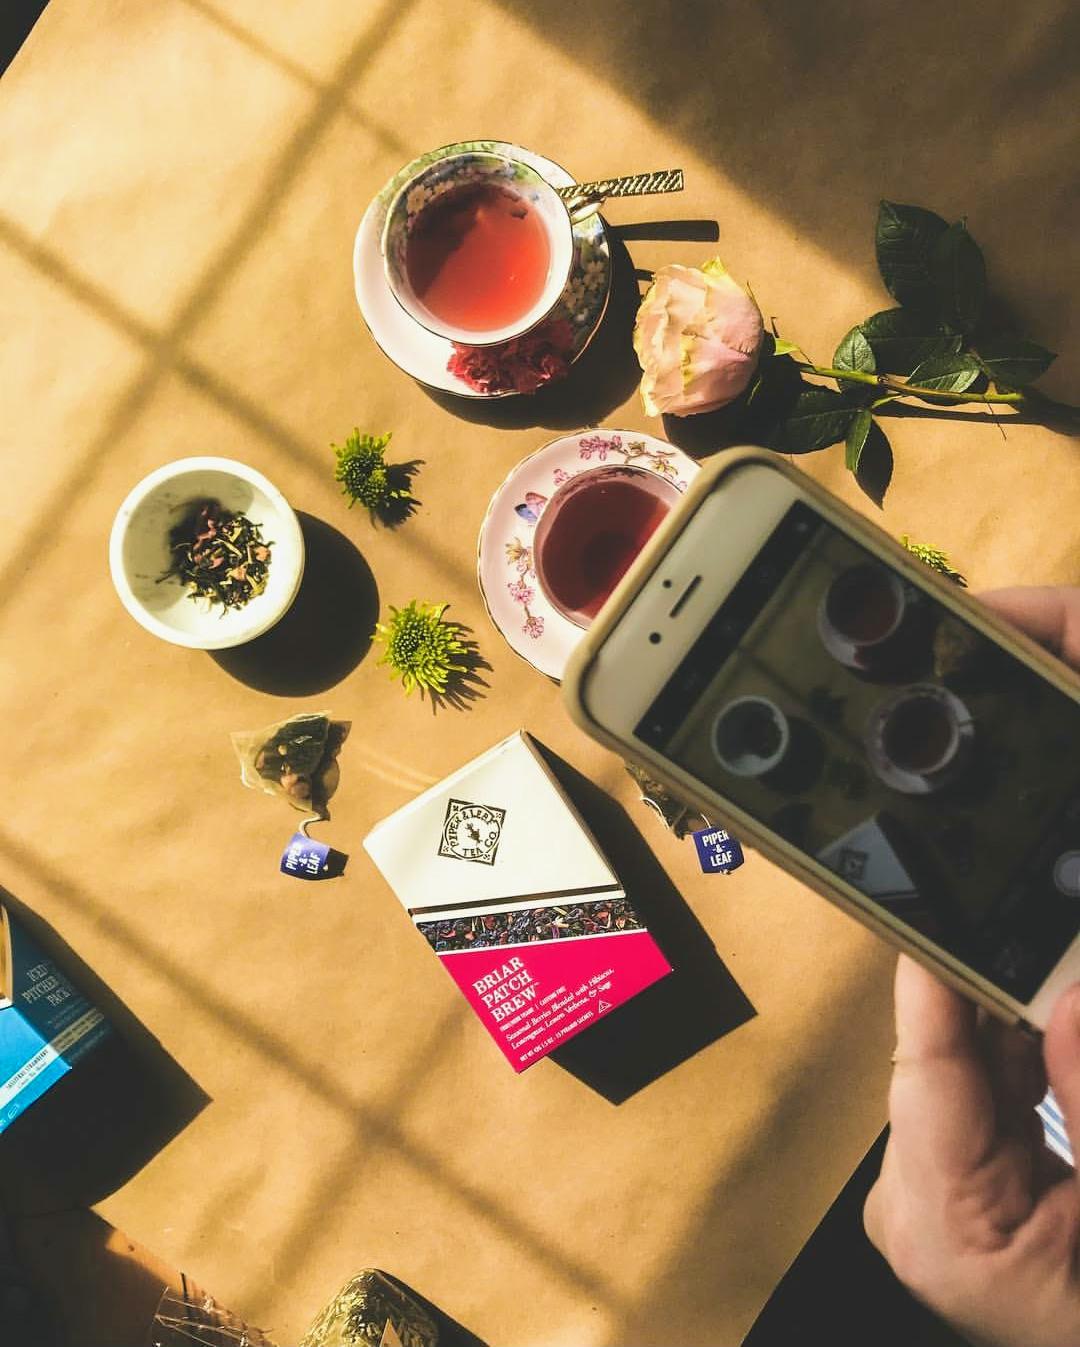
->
373;600;468;695
900;535;968;587
333;429;411;512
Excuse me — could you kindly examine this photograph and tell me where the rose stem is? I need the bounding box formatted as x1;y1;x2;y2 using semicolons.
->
793;361;1026;406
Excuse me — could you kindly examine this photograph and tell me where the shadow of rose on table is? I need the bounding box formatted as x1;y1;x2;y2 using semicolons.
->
0;889;208;1217
534;748;756;1104
212;512;379;696
490;0;1080;407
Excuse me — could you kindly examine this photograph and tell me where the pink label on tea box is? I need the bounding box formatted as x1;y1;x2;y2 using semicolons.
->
440;931;672;1072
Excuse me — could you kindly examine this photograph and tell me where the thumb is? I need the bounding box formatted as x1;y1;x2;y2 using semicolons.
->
1043;983;1080;1162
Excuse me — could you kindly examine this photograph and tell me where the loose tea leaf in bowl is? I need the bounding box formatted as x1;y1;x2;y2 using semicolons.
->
161;499;273;610
232;712;350;817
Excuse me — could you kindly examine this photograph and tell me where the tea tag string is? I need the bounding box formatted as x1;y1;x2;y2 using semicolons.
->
624;762;745;875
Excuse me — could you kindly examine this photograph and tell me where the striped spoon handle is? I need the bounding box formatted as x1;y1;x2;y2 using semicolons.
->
557;168;685;201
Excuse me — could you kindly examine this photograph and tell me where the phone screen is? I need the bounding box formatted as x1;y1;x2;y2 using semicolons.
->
636;501;1080;1001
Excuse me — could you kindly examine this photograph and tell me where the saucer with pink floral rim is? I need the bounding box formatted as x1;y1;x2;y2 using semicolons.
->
477;429;699;680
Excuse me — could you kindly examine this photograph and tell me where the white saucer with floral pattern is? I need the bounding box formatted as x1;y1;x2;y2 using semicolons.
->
478;429;699;680
354;141;612;398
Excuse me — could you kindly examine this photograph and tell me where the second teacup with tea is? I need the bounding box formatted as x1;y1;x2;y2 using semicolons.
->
381;151;575;346
532;465;680;629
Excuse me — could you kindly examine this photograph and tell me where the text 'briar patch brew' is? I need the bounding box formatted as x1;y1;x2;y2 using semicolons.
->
363;733;671;1071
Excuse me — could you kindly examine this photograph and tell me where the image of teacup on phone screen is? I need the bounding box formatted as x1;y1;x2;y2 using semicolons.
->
532;465;680;628
711;696;790;778
818;563;921;674
865;683;975;794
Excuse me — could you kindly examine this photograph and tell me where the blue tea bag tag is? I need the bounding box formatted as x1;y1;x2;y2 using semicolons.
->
691;826;745;875
281;831;332;880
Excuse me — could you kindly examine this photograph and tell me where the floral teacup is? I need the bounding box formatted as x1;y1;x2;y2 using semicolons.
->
531;464;681;628
381;151;576;347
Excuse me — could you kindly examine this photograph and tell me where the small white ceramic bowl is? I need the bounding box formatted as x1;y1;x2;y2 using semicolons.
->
109;457;305;650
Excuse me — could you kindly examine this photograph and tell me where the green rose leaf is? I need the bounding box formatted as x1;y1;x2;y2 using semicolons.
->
907;352;982;399
769;387;857;454
833;326;876;374
875;201;950;309
975;335;1056;388
858;308;962;375
852;421;893;507
772;337;802;358
930;221;986;334
845;407;873;472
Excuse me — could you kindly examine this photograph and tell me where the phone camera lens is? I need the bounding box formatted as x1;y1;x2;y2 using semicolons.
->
662;579;673;589
649;632;662;644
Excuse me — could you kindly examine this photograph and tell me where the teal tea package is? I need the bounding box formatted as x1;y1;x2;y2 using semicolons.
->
0;902;111;1133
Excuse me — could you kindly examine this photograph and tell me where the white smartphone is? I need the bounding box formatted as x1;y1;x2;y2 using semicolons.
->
563;449;1080;1032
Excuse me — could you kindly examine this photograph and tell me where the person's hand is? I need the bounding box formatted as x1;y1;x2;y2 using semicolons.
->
864;586;1080;1347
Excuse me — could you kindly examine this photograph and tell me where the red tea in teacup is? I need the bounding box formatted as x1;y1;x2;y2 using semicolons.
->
534;466;679;627
406;184;551;335
383;150;574;345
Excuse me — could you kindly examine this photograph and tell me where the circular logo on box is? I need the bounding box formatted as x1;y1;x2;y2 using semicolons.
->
439;798;506;866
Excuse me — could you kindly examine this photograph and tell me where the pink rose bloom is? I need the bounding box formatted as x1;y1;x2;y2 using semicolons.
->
633;259;764;417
